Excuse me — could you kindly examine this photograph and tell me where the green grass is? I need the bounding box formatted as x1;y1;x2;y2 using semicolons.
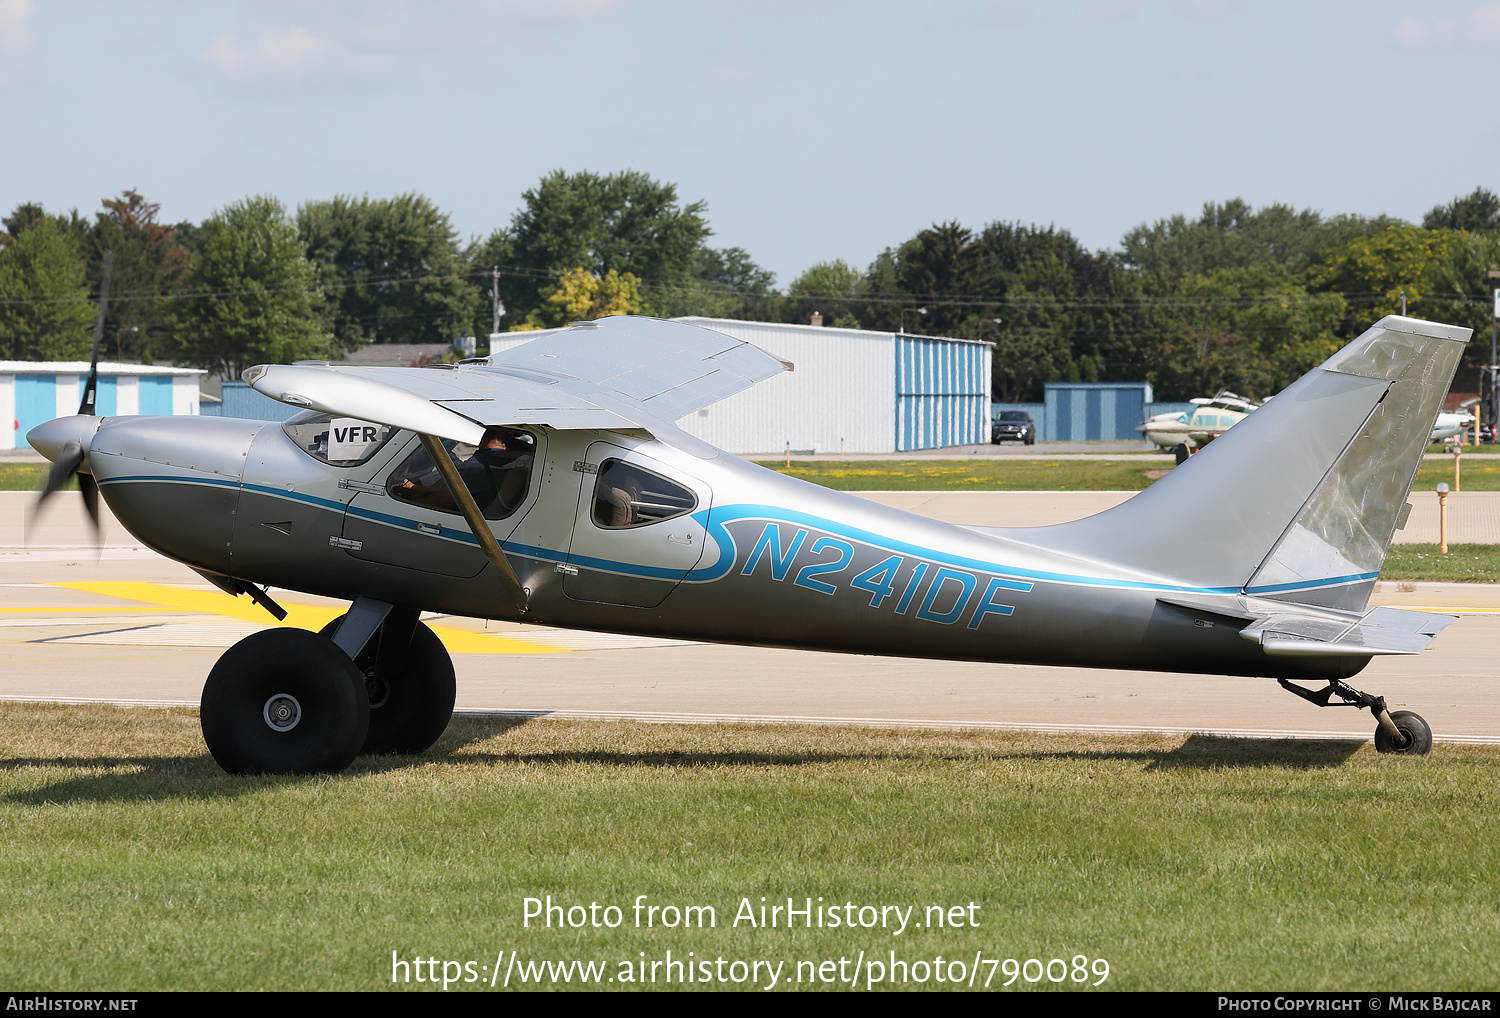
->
1380;544;1500;582
1415;457;1500;491
2;703;1498;991
759;457;1500;493
0;462;67;491
755;459;1174;491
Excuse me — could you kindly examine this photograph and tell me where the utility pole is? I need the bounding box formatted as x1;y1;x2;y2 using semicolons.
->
490;266;504;336
1489;271;1500;441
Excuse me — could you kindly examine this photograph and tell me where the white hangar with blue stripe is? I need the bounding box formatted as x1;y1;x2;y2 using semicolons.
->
489;317;992;455
1;362;204;449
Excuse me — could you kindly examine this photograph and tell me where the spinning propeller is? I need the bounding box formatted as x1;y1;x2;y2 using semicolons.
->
33;250;112;538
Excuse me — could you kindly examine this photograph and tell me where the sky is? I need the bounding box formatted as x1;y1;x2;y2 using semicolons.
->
2;0;1498;285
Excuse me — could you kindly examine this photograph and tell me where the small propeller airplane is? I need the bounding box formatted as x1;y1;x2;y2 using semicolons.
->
28;310;1471;774
1139;390;1262;461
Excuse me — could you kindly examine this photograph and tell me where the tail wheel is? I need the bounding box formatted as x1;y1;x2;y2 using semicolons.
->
201;628;369;775
1374;710;1433;755
320;616;456;756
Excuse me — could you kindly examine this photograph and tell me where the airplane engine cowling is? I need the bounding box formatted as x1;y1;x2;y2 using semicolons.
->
88;416;266;574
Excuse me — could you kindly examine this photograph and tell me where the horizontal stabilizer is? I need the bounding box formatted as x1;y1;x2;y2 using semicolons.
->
1241;605;1455;658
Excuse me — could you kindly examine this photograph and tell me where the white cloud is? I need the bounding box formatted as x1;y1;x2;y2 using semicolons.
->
201;28;394;80
1394;4;1500;48
0;0;34;56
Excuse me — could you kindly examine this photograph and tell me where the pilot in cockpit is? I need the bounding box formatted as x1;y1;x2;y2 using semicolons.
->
459;427;533;513
391;427;534;518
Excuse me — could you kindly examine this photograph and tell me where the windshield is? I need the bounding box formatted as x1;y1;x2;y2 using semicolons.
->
997;412;1030;422
282;411;396;467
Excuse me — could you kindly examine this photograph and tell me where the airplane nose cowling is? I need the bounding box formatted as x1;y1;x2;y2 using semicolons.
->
27;415;102;468
87;415;267;574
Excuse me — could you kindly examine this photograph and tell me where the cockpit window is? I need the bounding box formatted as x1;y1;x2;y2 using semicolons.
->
386;427;535;521
283;411;396;467
591;459;696;529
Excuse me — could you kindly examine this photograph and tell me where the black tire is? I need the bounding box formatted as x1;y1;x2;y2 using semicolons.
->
320;616;456;755
201;628;370;775
1174;443;1191;465
1024;434;1034;446
1374;710;1432;755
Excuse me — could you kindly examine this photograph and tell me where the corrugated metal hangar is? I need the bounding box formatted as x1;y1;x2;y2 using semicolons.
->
2;362;203;449
492;317;992;455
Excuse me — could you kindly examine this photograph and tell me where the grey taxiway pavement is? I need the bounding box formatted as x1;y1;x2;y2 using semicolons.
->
4;491;1498;744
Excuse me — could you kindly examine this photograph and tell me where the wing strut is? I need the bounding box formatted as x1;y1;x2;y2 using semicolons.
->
418;434;528;611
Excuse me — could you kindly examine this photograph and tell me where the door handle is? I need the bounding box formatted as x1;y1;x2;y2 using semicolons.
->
667;533;693;546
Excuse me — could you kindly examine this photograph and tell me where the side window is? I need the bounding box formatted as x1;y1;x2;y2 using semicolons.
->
591;459;697;529
386;428;535;521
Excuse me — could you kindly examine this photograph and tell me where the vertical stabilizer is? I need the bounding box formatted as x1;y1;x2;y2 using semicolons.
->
1244;318;1468;609
1037;316;1469;608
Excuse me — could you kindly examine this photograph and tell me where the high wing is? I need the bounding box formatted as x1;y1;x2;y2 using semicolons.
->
242;316;788;451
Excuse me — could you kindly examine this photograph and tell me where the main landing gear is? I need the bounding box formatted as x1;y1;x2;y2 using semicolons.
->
1277;677;1433;755
200;598;456;774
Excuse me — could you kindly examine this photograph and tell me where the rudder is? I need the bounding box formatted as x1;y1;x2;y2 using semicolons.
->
1037;316;1470;608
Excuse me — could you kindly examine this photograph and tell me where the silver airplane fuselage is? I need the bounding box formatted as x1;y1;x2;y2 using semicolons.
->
79;411;1358;685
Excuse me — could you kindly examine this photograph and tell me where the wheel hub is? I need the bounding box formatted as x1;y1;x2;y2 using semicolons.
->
365;670;391;709
263;693;302;732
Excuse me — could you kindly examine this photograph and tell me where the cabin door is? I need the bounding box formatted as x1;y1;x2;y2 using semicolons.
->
564;442;711;608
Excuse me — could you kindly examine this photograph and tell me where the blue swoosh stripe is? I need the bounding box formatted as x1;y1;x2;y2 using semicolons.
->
689;504;1245;595
1243;572;1379;595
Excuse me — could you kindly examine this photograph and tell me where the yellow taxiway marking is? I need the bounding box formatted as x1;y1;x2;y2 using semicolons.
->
53;581;562;655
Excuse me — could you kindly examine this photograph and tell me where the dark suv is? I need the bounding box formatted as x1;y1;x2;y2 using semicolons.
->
991;410;1036;445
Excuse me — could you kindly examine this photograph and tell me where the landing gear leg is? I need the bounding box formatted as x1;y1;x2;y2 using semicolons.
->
1277;677;1432;755
321;610;456;755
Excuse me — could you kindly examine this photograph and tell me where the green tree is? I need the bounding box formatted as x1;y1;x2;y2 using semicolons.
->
512;267;645;330
1306;224;1451;334
298;193;480;349
1423;187;1500;234
786;259;865;326
167;196;332;379
478;170;712;326
1121;199;1361;277
649;245;779;321
88;190;191;362
0;210;96;360
1138;264;1346;400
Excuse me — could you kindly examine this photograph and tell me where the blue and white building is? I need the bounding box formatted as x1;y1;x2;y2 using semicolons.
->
1;362;203;449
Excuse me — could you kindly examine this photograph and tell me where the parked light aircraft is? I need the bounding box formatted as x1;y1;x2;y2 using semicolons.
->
1139;391;1261;459
29;314;1470;774
1431;410;1475;443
